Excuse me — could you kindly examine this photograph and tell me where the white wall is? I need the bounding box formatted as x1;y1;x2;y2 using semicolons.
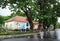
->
5;21;30;30
5;21;18;29
34;25;38;29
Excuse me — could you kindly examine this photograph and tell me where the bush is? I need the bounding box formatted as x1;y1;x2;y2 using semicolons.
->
0;31;35;35
14;29;20;31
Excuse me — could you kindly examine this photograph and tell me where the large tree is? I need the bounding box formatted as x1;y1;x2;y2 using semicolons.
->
0;0;60;31
37;0;60;30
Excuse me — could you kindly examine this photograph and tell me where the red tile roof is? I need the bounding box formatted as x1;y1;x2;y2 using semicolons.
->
6;16;28;22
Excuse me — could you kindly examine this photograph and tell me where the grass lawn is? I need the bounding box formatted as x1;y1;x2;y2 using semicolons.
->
0;31;37;35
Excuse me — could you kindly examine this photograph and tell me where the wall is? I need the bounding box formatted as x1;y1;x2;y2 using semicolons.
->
5;21;18;30
18;22;27;29
5;21;30;30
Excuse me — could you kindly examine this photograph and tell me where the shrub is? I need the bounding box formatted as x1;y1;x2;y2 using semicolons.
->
14;29;20;31
57;23;60;28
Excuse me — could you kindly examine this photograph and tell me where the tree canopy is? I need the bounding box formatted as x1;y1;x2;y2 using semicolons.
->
0;0;60;31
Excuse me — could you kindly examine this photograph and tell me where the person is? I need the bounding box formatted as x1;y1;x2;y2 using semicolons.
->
39;29;44;39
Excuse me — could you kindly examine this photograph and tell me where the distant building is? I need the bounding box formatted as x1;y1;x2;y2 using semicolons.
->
33;21;39;29
5;16;30;30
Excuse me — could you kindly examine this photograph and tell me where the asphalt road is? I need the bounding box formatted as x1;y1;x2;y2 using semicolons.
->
1;38;59;41
0;33;59;41
0;34;59;41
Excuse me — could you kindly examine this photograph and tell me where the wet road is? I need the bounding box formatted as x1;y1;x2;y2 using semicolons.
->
1;38;58;41
0;34;59;41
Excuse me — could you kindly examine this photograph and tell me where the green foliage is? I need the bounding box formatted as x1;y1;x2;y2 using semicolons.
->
57;23;60;28
49;25;54;31
0;15;4;24
0;0;60;30
0;24;2;30
0;31;36;35
37;0;58;27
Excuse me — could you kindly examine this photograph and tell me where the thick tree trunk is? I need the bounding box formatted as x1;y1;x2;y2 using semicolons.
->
38;0;45;31
25;14;34;31
24;7;34;31
30;22;34;31
54;24;56;30
38;19;42;31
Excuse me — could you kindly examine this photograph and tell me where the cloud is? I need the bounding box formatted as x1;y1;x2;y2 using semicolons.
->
0;6;12;16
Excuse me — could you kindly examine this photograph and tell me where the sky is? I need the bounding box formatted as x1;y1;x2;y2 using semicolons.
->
58;17;60;23
0;0;60;16
0;6;12;16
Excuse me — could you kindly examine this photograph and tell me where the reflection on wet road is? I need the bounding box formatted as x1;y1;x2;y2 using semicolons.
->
0;34;59;41
2;38;58;41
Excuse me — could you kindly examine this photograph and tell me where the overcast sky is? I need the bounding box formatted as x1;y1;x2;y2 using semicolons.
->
0;6;12;16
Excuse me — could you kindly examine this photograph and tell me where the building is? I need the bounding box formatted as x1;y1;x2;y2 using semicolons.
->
5;16;30;30
33;21;39;30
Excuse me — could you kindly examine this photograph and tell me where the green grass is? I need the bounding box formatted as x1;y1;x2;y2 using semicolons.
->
0;31;37;35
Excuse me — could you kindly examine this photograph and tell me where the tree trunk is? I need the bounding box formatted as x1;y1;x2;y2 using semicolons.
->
38;19;42;31
30;22;34;31
24;7;34;31
54;24;56;30
38;0;45;31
